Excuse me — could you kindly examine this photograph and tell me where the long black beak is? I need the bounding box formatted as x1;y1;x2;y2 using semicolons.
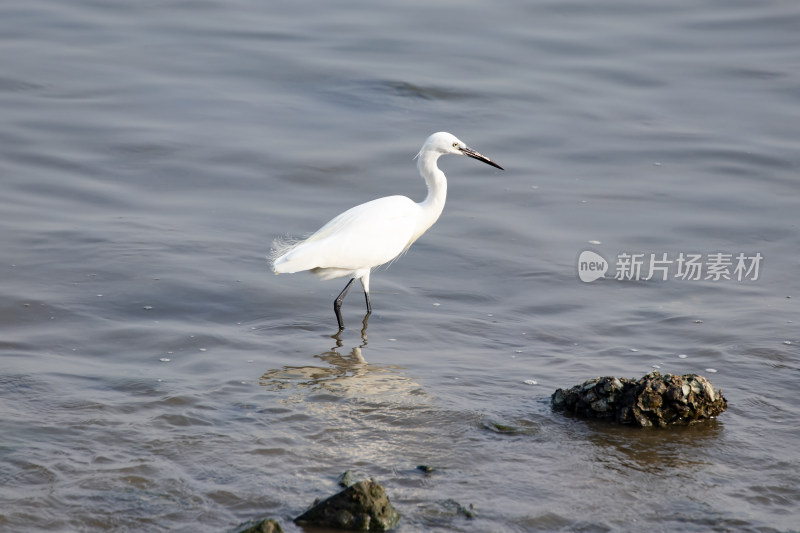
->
460;146;504;170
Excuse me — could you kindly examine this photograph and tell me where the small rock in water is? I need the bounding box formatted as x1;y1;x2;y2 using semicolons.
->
551;371;727;427
337;469;353;487
417;465;435;474
439;498;477;519
228;517;283;533
294;479;400;531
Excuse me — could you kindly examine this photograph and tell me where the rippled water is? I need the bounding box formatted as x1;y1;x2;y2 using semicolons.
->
1;0;799;531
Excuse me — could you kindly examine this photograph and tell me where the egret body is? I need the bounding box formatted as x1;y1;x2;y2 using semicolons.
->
271;132;503;329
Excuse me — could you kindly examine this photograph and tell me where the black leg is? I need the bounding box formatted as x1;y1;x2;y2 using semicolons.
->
334;278;356;330
364;290;372;314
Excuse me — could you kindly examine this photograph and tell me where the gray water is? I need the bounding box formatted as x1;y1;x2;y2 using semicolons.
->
1;0;799;531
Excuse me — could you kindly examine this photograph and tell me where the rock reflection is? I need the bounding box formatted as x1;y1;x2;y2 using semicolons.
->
581;421;724;474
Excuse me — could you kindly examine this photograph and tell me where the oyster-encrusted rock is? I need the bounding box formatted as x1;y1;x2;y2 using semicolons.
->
551;371;726;427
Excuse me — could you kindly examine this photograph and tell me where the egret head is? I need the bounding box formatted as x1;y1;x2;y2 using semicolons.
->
420;132;504;170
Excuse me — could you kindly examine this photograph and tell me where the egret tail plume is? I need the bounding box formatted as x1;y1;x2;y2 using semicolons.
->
269;235;304;273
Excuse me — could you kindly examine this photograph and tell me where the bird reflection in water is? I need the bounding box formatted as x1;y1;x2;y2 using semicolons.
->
259;313;419;398
330;311;371;348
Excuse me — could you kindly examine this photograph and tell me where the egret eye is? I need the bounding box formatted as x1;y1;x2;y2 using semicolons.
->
453;142;459;148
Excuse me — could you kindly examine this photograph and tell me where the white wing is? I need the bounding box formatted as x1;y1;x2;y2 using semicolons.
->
273;195;420;274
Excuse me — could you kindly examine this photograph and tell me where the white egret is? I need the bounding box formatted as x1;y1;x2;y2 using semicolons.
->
271;132;503;330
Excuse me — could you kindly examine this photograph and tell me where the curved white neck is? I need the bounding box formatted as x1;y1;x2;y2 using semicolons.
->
412;150;448;243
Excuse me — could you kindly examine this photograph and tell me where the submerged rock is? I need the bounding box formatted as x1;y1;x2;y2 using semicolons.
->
228;517;283;533
294;479;400;531
551;371;727;427
440;499;477;519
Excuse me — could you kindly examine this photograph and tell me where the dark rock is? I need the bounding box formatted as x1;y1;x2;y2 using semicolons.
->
294;479;400;531
551;371;727;427
228;517;283;533
440;499;477;519
416;465;435;474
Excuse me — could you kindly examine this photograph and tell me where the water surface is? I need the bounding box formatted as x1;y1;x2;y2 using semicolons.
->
1;0;799;531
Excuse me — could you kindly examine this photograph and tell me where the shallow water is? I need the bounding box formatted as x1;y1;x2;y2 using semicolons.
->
1;0;799;531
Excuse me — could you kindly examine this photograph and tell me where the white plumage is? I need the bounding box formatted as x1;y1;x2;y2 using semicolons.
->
272;132;503;330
